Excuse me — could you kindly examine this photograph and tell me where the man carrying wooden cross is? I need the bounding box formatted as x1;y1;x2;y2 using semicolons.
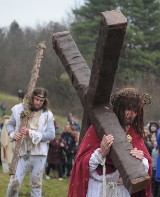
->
6;42;55;197
68;88;152;197
52;10;152;197
6;87;55;197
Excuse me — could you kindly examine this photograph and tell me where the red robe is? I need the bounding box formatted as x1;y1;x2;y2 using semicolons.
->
68;125;152;197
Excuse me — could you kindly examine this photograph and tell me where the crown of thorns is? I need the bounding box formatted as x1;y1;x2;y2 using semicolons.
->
110;88;151;106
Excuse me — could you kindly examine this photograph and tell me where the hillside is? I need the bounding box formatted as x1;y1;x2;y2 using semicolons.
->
0;92;20;116
0;92;68;131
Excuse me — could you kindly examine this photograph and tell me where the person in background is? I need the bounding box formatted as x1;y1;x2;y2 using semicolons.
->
0;117;3;164
70;125;80;145
67;113;81;132
45;130;65;180
144;128;153;155
0;117;4;129
0;103;7;116
155;123;160;196
61;125;76;177
1;116;14;173
18;89;24;100
6;87;55;197
145;122;160;196
151;140;159;197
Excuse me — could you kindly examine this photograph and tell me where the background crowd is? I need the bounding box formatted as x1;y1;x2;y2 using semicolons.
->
144;122;160;197
45;113;80;181
1;111;160;196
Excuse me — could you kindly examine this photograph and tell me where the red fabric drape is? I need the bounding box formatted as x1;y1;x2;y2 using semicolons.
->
68;125;100;197
68;125;152;197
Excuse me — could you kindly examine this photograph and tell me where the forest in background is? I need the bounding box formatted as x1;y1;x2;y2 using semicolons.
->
0;0;160;123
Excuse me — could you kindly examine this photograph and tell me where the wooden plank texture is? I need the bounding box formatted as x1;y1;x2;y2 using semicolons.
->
52;10;150;193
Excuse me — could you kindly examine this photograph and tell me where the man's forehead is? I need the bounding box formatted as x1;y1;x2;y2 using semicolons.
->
34;95;45;101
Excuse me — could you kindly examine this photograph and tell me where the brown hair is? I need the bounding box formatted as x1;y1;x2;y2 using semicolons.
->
111;88;151;137
31;87;49;111
113;96;144;137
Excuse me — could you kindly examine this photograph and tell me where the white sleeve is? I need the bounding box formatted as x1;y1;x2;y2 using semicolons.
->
9;131;16;139
89;148;106;172
29;129;42;145
142;157;149;172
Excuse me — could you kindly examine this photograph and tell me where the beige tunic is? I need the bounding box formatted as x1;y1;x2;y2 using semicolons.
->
25;111;41;152
1;119;14;163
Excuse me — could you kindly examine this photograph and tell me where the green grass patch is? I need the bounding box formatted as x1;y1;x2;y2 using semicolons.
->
0;165;69;197
0;92;20;116
54;114;68;131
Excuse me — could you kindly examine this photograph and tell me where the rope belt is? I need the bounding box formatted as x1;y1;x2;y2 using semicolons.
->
103;159;120;197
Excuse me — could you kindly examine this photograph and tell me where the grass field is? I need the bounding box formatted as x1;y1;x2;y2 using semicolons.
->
0;92;20;116
0;165;70;197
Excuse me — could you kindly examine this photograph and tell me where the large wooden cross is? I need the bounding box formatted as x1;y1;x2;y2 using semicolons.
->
52;10;150;194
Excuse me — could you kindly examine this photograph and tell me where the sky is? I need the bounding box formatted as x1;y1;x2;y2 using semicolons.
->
0;0;84;28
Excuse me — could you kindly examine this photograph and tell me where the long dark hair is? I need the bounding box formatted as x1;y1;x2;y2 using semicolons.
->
112;96;144;137
31;87;49;111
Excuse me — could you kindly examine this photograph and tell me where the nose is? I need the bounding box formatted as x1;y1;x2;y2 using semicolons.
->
127;110;134;117
37;100;41;105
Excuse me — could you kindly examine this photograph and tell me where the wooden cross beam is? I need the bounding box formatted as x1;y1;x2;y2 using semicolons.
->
52;10;150;194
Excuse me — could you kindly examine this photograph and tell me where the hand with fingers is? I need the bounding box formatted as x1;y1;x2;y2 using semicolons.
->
130;147;144;161
21;127;30;136
99;134;114;157
13;132;23;141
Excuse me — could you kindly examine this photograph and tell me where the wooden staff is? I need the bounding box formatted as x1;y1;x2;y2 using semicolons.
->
9;41;46;175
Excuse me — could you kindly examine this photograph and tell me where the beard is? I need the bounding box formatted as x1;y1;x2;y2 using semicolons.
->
31;105;42;112
124;117;135;126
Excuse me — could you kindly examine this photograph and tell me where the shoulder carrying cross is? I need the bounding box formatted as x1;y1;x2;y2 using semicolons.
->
52;10;150;194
